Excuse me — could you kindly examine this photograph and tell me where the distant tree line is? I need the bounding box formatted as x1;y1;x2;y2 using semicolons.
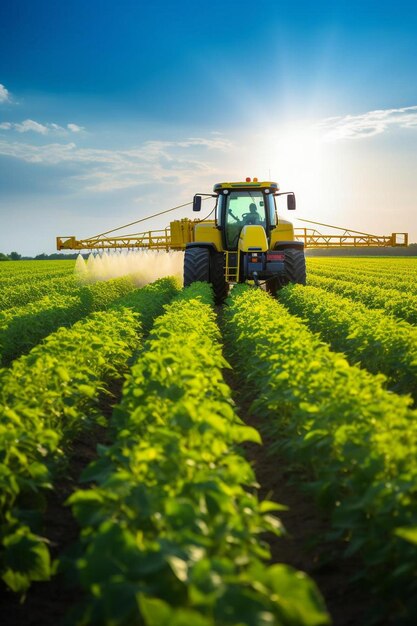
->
0;252;23;261
0;252;88;261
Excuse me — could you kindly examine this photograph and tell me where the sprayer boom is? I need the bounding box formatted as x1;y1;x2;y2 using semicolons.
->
57;220;408;252
57;229;174;252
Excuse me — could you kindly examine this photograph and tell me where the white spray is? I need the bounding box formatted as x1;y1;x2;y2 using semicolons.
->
75;250;184;286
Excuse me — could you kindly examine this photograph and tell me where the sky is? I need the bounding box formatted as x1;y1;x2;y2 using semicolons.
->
0;0;416;255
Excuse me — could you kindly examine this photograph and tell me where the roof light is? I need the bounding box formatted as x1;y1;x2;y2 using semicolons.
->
253;177;258;182
246;177;251;182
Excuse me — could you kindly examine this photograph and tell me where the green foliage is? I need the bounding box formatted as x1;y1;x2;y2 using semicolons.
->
0;278;178;592
68;282;329;626
224;285;417;620
110;276;179;333
279;283;417;401
0;295;83;365
308;263;417;295
307;272;417;325
78;275;136;311
2;528;51;592
0;274;79;311
0;276;140;365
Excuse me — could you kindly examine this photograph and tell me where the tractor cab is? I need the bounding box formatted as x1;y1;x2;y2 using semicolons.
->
193;179;295;251
217;187;276;250
213;180;280;251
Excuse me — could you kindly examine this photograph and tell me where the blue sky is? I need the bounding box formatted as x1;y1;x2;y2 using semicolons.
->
1;0;416;254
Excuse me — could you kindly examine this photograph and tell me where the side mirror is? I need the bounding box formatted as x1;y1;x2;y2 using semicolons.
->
287;194;296;210
193;195;202;212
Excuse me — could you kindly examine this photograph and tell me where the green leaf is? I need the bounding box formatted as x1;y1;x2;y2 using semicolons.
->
233;425;262;444
266;564;330;626
3;529;51;591
260;500;289;513
78;384;96;398
394;526;417;545
138;595;173;626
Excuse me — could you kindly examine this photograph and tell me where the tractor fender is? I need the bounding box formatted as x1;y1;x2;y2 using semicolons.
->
185;242;220;253
274;240;305;250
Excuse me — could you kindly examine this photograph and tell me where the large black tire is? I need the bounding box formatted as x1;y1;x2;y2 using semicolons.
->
284;249;306;285
210;252;229;303
183;247;210;286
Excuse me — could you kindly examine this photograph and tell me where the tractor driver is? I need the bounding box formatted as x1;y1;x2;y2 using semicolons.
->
243;203;261;225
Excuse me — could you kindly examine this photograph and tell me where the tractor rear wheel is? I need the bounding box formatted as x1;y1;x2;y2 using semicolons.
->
284;249;306;285
210;252;229;303
184;247;210;286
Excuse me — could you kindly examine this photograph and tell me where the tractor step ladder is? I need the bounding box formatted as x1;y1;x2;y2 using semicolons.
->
225;251;240;283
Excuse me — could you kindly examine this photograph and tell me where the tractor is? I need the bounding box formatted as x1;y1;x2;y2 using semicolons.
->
56;176;408;302
184;178;305;301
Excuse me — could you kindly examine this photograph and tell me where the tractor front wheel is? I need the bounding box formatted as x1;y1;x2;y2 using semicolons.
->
184;247;210;286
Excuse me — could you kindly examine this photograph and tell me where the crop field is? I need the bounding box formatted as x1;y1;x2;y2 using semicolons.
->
0;256;417;626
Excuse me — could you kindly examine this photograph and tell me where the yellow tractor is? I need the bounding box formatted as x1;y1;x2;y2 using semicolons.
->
185;178;304;301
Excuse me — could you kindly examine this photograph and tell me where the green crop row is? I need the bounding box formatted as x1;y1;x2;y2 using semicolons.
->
0;267;73;288
306;259;416;277
0;276;138;365
0;260;75;273
0;263;74;278
308;262;417;277
224;286;417;621
306;261;417;281
279;284;417;402
0;274;81;311
307;273;417;325
67;282;329;626
308;265;417;295
307;257;416;269
0;278;178;593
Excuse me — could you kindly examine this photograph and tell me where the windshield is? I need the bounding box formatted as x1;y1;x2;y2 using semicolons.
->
224;191;266;249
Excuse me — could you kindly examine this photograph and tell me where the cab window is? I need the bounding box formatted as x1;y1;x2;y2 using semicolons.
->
225;191;266;249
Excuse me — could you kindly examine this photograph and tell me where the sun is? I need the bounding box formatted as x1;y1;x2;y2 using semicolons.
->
243;122;327;220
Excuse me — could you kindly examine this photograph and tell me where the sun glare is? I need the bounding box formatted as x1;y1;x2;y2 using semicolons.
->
243;123;327;221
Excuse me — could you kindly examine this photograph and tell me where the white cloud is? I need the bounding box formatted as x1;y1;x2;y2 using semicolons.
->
0;84;10;103
0;135;233;191
67;123;84;133
15;119;49;134
319;105;417;141
0;119;86;135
